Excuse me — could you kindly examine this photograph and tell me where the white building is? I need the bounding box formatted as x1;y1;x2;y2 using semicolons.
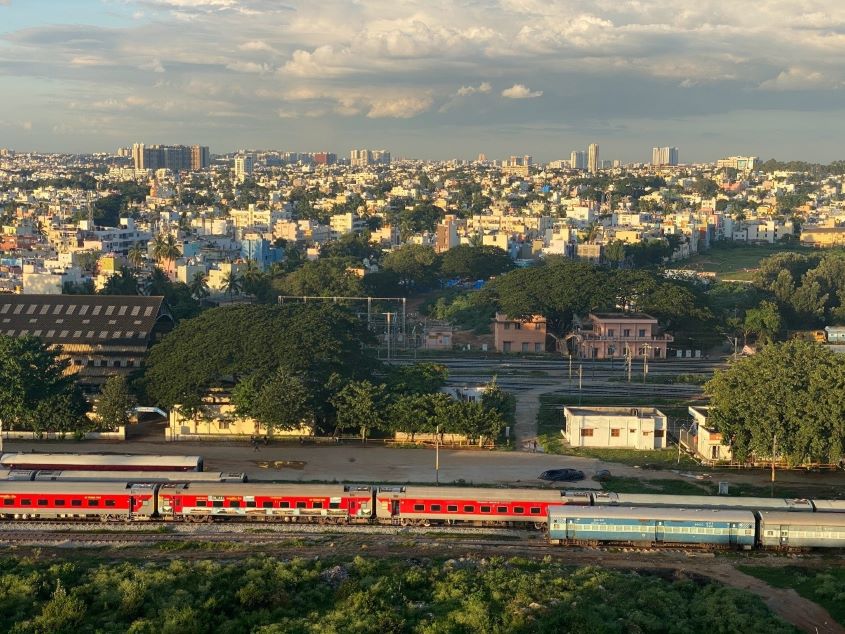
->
234;154;254;181
563;406;667;450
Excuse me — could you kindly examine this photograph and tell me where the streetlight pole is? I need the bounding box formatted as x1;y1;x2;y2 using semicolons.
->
578;365;583;405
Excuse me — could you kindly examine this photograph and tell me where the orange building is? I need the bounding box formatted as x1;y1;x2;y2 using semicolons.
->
493;313;547;353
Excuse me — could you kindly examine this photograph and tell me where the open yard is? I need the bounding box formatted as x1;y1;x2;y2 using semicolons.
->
680;242;819;281
739;566;845;627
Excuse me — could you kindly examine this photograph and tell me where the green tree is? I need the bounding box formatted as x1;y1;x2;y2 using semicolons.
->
251;368;311;434
275;258;364;297
385;363;448;396
438;245;514;281
127;243;146;270
95;375;136;431
743;300;782;343
0;336;89;434
100;267;139;295
222;271;242;298
330;380;386;439
188;271;210;300
381;244;439;290
480;380;516;426
705;340;845;465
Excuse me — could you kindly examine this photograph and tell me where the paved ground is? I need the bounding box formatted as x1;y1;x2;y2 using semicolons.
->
513;386;548;452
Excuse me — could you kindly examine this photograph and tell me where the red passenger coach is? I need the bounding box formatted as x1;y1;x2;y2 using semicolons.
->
0;482;156;520
375;486;585;526
158;483;373;523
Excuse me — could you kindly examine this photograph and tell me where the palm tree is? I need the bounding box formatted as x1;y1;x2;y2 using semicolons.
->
162;234;180;264
127;243;145;270
222;271;242;299
150;234;167;262
241;259;264;295
189;271;210;300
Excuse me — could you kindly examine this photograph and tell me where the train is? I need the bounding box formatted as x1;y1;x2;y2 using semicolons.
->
1;479;845;549
0;453;203;472
0;470;247;483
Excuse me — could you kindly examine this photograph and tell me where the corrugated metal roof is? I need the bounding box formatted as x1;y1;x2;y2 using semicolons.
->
0;295;167;345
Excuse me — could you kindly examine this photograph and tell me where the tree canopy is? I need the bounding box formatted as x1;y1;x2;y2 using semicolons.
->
95;375;136;431
0;335;89;434
141;303;378;423
705;340;845;465
439;245;515;281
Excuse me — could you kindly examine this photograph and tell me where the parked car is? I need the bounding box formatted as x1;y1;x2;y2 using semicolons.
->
538;468;585;482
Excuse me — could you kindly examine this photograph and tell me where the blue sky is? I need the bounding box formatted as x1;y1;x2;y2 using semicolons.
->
1;0;844;162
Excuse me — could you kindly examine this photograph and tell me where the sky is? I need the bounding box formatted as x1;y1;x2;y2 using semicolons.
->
1;0;844;162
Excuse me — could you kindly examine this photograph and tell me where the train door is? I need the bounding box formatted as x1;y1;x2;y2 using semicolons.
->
655;520;665;543
780;527;789;547
391;501;400;517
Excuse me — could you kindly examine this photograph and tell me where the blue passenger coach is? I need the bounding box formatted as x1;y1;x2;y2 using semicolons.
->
548;506;756;548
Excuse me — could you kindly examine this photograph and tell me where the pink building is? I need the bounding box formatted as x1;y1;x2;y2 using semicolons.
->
576;312;672;360
493;313;547;353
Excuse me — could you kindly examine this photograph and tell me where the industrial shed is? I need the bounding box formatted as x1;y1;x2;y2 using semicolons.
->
0;294;173;388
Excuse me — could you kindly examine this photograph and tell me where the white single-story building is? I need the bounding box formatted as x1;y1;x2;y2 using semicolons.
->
681;406;733;462
563;406;667;450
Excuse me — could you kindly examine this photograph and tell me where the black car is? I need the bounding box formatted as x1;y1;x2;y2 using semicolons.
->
538;468;585;482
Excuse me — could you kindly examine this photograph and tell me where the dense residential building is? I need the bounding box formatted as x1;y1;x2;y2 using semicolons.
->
563;406;667;450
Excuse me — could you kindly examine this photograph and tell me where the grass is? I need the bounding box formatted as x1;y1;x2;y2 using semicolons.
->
594;475;715;495
607;373;709;385
680;242;820;281
738;566;845;626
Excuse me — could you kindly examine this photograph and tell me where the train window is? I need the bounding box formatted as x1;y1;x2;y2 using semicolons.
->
2;499;13;506
37;499;48;506
296;502;307;509
21;499;31;506
262;501;273;509
196;500;207;507
414;504;425;512
280;501;291;509
329;501;340;509
447;505;458;512
247;501;256;508
55;500;66;506
105;500;116;507
530;507;541;515
480;506;491;513
431;504;441;512
513;507;525;514
229;501;240;508
497;506;508;513
213;501;223;508
313;502;323;509
71;500;82;507
88;500;99;507
463;505;474;513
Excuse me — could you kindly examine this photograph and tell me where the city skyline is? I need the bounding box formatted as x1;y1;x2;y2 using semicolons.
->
1;1;844;162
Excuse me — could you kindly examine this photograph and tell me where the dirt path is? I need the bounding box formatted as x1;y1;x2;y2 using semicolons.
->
513;386;549;451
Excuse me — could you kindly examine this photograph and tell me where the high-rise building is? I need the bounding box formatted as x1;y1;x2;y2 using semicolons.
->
652;146;679;166
588;143;600;174
716;156;759;172
350;149;390;167
313;152;336;166
234;154;254;181
570;151;587;170
131;143;209;172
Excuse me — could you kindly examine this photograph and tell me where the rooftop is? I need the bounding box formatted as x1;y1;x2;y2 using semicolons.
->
564;406;664;417
590;312;657;321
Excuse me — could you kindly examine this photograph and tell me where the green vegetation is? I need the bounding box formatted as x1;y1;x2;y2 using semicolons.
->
705;340;845;465
739;566;845;626
94;375;136;431
682;242;814;281
595;476;714;495
0;335;89;435
0;554;794;633
607;373;709;385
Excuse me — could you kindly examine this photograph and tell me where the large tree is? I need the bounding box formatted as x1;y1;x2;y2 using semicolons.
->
438;245;514;281
235;368;311;434
330;380;386;439
381;244;439;290
704;340;845;465
141;303;378;425
0;336;89;434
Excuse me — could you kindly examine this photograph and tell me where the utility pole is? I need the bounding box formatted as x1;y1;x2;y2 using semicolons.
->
626;348;632;383
771;432;777;496
435;425;440;485
568;353;572;380
578;365;583;405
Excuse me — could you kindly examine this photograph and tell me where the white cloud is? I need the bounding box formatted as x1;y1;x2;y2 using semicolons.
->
501;83;542;99
456;82;492;97
366;95;433;118
759;67;844;91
